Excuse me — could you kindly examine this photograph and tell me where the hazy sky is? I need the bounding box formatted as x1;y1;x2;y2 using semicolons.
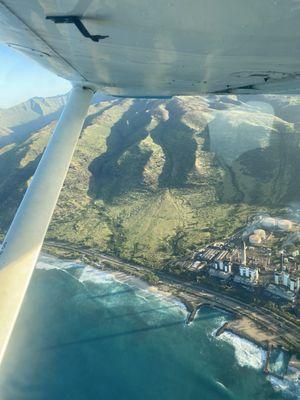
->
0;44;71;108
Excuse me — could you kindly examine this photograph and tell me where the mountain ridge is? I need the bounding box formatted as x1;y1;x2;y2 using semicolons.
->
1;94;300;265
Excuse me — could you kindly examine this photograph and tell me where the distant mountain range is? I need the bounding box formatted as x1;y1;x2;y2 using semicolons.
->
0;95;67;147
1;93;300;266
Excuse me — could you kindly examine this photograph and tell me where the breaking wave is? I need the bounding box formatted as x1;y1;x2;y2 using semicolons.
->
218;331;300;399
79;265;114;284
220;331;266;370
37;253;300;398
39;253;187;319
37;253;84;271
78;263;187;317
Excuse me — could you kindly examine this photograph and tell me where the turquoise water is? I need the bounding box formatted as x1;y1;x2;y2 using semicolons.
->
0;255;299;400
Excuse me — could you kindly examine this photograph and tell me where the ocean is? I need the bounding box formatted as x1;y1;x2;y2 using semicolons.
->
0;254;299;400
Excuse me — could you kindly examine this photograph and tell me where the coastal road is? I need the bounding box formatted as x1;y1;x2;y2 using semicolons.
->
43;240;300;351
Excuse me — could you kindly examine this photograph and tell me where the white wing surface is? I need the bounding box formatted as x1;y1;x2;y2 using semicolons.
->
1;0;300;96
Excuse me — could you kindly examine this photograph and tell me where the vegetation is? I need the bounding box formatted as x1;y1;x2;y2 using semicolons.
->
1;94;300;267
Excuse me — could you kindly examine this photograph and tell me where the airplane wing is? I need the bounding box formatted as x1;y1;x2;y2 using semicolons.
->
0;0;300;366
1;0;300;97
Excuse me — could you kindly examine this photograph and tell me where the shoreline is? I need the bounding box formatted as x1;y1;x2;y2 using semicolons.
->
42;241;300;367
37;251;300;398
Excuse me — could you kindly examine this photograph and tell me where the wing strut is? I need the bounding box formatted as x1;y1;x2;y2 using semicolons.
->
0;85;94;364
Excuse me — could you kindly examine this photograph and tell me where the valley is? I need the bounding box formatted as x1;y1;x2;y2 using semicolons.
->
1;94;300;268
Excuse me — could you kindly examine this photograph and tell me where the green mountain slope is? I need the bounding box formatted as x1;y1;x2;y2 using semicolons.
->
0;95;68;147
1;94;300;266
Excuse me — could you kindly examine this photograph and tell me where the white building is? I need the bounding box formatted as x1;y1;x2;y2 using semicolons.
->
213;260;232;273
290;277;299;292
239;265;259;282
274;271;300;293
209;259;232;279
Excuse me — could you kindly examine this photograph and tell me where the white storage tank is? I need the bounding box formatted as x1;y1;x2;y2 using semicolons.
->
249;234;262;245
261;217;276;229
253;229;266;239
277;219;292;231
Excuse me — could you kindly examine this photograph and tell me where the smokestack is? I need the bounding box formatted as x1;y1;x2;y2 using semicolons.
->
241;241;247;265
280;251;284;271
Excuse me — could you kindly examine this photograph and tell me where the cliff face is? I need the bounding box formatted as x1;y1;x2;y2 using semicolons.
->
0;94;299;265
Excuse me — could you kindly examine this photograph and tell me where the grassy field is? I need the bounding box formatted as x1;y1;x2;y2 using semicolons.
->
0;95;299;266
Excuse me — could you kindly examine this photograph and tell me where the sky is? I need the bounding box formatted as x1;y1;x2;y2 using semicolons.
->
0;44;71;109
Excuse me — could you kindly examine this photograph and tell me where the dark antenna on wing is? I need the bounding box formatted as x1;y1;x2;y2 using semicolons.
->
46;16;109;42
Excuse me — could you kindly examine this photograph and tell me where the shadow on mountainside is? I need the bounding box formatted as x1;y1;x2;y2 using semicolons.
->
88;99;199;202
89;94;299;207
0;145;41;229
88;100;154;201
150;101;197;188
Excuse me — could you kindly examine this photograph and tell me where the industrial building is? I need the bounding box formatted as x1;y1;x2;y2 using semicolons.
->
194;229;299;299
238;265;259;282
197;246;231;263
209;258;232;279
196;245;233;279
274;271;300;293
213;258;232;273
188;260;206;272
232;241;260;285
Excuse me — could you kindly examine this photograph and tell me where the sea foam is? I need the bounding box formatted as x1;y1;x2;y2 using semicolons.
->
218;330;300;399
37;253;84;271
220;331;266;370
79;265;114;284
37;254;300;398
